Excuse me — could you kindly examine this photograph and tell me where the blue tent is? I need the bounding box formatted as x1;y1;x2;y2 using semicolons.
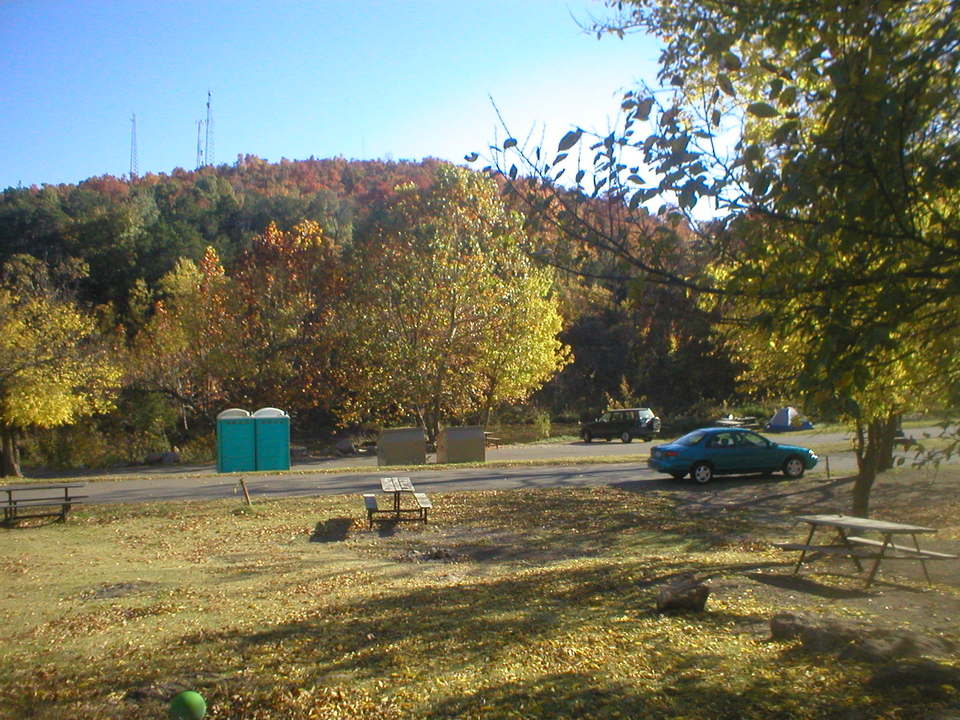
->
765;406;813;432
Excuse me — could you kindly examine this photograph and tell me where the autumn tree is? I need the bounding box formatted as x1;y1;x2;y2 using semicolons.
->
132;223;345;430
0;256;121;477
228;221;344;414
131;247;242;425
340;165;569;439
483;0;960;516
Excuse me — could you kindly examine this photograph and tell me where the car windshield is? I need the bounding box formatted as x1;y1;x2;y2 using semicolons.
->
675;430;707;446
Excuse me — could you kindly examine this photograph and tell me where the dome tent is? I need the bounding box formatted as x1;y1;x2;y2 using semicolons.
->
765;406;813;432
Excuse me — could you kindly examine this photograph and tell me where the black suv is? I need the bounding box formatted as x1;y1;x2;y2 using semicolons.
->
581;408;661;443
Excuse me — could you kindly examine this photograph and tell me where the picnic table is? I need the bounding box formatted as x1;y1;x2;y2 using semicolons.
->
1;483;86;525
777;513;957;588
362;476;432;527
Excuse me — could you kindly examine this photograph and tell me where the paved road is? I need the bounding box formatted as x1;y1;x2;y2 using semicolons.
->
32;424;948;505
77;425;914;505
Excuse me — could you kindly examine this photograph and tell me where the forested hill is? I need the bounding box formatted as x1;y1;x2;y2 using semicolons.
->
0;156;448;308
0;156;739;446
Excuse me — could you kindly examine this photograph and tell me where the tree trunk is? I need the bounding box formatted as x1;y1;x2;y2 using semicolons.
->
877;412;899;472
1;426;24;478
851;415;899;517
481;376;497;428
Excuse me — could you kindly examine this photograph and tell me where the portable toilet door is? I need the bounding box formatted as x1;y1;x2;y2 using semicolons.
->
216;409;255;472
253;407;290;471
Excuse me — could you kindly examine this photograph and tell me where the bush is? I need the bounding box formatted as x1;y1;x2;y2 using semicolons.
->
531;411;551;440
21;422;174;470
179;434;216;464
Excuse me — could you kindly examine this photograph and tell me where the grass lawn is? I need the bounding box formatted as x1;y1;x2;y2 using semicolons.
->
2;468;959;719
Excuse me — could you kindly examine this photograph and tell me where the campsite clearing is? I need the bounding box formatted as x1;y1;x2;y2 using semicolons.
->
2;465;958;719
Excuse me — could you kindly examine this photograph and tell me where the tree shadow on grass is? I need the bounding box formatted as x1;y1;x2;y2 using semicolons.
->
633;560;788;589
57;553;931;720
746;571;872;599
424;667;880;720
309;517;355;542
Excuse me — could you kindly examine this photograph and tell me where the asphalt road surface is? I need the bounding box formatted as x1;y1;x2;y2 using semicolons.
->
67;425;950;506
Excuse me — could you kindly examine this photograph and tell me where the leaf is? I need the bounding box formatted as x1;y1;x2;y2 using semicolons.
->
660;107;680;126
503;138;517;150
747;102;780;118
557;129;583;152
575;169;585;184
635;98;655;121
711;110;722;127
759;58;780;74
779;86;798;107
463;152;479;163
717;74;736;97
721;51;742;71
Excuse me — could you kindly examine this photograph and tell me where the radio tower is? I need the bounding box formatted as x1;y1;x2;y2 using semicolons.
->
204;90;214;167
129;113;139;179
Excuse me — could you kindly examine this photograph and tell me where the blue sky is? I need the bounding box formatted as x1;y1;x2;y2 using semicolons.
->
0;1;661;189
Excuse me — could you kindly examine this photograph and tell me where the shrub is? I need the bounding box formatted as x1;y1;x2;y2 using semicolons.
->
531;410;551;440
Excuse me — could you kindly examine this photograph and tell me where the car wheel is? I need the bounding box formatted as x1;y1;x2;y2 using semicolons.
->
783;456;805;478
691;461;714;484
582;431;592;443
621;431;632;443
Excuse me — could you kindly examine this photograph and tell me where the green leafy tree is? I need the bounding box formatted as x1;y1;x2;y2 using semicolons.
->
340;165;570;439
483;0;960;516
0;256;121;477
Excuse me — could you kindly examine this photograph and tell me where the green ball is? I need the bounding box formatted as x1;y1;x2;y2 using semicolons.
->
169;691;206;720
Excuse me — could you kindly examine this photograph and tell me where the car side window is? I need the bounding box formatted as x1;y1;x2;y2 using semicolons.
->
708;433;735;448
739;432;768;447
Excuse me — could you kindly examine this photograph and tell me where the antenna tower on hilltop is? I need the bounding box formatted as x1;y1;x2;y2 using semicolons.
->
129;113;139;179
205;91;214;167
194;91;215;169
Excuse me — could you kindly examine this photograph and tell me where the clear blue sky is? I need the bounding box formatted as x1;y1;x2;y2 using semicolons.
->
0;1;661;189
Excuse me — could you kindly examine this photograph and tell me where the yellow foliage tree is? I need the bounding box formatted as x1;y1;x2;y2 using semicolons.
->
0;256;121;477
130;248;244;422
340;165;570;439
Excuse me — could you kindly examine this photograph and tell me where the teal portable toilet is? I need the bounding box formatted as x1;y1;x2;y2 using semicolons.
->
216;408;255;472
253;407;290;471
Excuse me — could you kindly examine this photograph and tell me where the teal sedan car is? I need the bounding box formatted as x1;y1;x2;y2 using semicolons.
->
648;427;818;484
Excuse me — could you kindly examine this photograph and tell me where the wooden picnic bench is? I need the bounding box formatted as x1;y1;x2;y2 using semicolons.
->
777;514;957;587
484;432;501;449
362;477;432;527
1;483;86;526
